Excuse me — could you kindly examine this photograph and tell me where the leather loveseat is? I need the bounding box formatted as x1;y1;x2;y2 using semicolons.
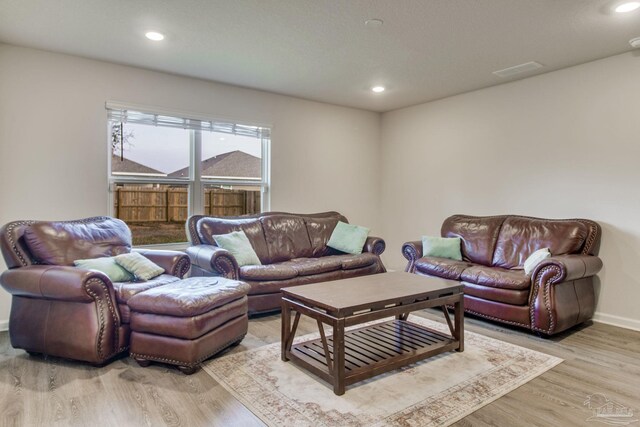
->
0;217;190;364
186;211;386;314
402;215;603;335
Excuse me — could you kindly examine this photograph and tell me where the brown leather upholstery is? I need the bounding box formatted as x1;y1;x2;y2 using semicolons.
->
0;217;190;364
186;211;386;314
128;277;250;370
403;214;603;335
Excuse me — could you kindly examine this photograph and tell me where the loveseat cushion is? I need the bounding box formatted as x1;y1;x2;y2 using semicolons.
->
414;257;473;280
304;216;343;257
442;215;507;266
491;217;590;269
260;215;313;262
335;253;379;270
460;265;530;290
197;217;271;264
23;218;131;266
239;264;298;281
462;282;530;305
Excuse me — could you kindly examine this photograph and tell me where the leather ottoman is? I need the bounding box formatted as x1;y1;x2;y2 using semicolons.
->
127;276;250;374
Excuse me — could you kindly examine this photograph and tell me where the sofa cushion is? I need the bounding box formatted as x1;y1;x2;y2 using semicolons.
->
23;217;132;266
260;215;313;262
462;281;530;305
414;257;473;280
492;217;590;269
284;257;344;276
304;216;343;257
74;256;135;282
114;252;165;281
334;253;378;270
197;217;271;264
460;265;531;290
441;215;507;266
239;264;298;281
327;221;370;255
112;274;181;304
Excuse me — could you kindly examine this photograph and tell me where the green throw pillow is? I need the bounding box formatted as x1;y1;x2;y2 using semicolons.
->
327;221;370;255
114;252;165;281
74;256;135;282
422;236;462;261
213;230;262;267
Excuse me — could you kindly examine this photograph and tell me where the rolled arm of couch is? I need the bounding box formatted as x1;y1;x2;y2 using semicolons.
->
186;245;239;279
530;254;603;335
363;236;386;255
133;249;191;278
402;240;423;272
0;265;117;304
532;254;603;284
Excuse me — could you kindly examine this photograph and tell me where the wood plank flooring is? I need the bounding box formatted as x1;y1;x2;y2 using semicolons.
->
1;311;638;426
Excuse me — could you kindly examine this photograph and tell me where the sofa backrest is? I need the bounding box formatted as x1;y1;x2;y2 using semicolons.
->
441;215;507;266
491;216;599;269
441;214;601;269
0;217;132;268
190;211;347;264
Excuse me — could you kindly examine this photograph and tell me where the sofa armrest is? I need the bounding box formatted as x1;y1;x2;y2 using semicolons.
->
185;245;239;280
0;265;116;303
402;240;423;272
363;236;386;255
133;249;191;278
532;254;603;284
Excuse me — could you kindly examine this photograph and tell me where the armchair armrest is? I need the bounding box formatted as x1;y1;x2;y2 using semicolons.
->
532;254;603;284
0;265;115;303
185;245;239;280
363;236;386;255
133;249;191;278
402;240;423;272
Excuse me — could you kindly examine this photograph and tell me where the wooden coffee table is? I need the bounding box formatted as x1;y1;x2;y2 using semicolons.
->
281;271;464;395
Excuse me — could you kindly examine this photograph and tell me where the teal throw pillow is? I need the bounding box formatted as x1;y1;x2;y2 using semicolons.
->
422;236;462;261
214;230;262;267
327;221;370;255
74;256;135;282
114;252;165;281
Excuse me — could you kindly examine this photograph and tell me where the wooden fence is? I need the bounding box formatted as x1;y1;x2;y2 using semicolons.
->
114;186;260;222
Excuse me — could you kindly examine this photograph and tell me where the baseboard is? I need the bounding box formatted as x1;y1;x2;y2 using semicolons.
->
592;312;640;332
0;320;8;332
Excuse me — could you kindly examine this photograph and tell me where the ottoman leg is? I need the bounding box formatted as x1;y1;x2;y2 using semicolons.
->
134;357;151;367
178;365;197;375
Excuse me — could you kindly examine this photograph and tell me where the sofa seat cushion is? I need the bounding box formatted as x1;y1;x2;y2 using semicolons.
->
331;253;378;270
112;274;181;304
239;264;298;281
460;265;530;290
414;257;473;280
284;257;344;276
462;282;530;305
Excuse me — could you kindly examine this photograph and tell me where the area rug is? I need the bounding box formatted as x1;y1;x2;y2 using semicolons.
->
202;316;562;426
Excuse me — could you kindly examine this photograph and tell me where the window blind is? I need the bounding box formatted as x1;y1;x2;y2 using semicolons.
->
107;107;270;139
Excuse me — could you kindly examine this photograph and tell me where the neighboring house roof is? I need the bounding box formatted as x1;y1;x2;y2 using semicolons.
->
111;154;166;176
168;150;261;179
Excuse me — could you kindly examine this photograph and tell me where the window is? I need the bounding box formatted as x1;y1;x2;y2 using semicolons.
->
107;104;270;246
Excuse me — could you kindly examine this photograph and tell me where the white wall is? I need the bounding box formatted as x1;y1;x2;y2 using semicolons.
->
0;44;382;326
380;51;640;329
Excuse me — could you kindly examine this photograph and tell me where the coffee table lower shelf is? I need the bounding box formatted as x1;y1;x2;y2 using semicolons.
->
287;319;459;389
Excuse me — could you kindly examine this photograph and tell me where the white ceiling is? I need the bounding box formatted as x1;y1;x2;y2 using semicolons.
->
1;0;640;112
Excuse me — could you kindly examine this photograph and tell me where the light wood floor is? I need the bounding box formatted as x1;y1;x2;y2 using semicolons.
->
1;311;638;427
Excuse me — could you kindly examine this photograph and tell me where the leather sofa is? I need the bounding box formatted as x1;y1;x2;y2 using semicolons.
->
186;211;386;314
402;214;603;335
0;217;190;364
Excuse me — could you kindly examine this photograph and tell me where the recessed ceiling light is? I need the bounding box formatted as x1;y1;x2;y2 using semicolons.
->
630;36;640;48
365;18;384;27
615;2;640;13
371;86;385;93
145;31;165;41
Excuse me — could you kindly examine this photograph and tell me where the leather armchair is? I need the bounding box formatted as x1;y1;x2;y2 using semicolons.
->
0;217;190;364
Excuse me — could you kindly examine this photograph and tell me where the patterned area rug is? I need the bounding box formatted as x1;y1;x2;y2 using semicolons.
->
202;316;562;426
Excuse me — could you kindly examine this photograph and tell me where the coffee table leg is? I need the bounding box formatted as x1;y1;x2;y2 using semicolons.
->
454;295;464;352
332;318;345;395
281;300;291;361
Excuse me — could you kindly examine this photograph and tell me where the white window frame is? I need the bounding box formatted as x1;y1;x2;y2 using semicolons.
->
106;102;271;247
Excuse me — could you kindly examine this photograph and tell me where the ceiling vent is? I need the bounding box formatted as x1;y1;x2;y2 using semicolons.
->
492;61;543;78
